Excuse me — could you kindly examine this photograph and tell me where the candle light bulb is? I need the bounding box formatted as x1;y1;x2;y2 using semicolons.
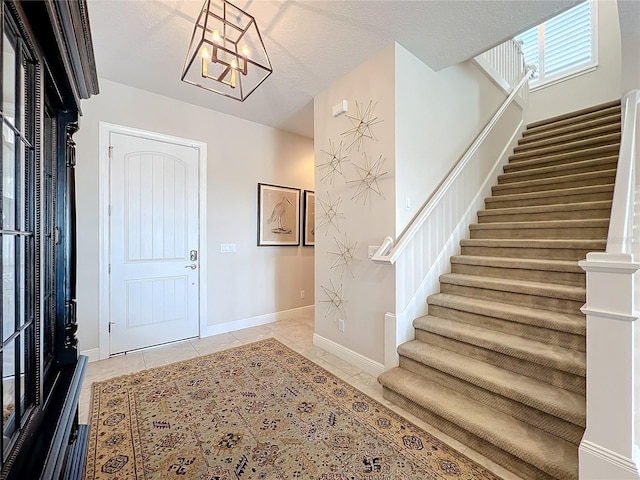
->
201;46;209;59
212;30;221;44
231;59;238;69
241;45;249;57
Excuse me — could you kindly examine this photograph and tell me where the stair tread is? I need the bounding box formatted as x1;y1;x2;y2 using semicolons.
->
508;144;619;164
470;218;609;230
526;100;620;129
450;255;582;273
461;238;606;248
518;122;620;149
512;133;620;158
502;156;618;177
478;200;611;217
428;292;585;334
414;315;585;376
485;184;614;205
378;367;578;479
493;169;616;192
398;340;585;425
440;272;584;301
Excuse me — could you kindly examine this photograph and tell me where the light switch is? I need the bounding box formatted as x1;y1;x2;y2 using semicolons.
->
221;243;236;253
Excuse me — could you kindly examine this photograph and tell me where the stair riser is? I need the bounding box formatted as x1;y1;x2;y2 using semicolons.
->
525;105;621;135
439;283;584;315
492;175;616;196
478;208;611;223
382;388;574;480
461;244;599;261
469;226;608;240
517;123;621;149
521;114;620;143
450;263;585;287
398;356;584;444
511;136;620;159
427;303;585;351
500;161;618;183
414;330;585;394
508;147;620;167
485;190;613;209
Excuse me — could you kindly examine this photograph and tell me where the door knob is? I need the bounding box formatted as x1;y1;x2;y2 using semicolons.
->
185;264;197;270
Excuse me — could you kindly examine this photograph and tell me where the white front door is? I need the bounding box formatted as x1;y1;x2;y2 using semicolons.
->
108;132;200;354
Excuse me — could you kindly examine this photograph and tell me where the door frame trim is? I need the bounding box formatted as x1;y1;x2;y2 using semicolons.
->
97;122;208;360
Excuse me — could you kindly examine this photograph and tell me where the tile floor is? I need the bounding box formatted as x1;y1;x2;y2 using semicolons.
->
79;312;524;480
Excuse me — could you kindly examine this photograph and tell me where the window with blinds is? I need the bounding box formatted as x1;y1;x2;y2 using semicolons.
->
515;1;596;87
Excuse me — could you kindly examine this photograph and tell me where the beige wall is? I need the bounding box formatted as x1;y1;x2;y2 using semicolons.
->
314;44;396;365
527;0;622;122
395;45;511;234
75;78;315;354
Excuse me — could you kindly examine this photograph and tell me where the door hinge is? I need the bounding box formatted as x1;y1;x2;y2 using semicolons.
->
108;205;111;216
108;145;113;158
108;322;115;333
108;264;111;274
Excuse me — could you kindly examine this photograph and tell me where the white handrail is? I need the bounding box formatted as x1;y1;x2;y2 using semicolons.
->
606;90;640;255
371;68;532;264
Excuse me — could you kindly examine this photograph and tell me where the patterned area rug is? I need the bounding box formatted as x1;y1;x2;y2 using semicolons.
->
84;338;501;479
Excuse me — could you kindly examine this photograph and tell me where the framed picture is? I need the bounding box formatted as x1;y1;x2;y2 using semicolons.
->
303;190;315;246
258;183;301;246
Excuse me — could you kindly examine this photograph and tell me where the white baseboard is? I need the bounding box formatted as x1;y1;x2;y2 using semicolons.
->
201;305;314;337
80;348;101;363
312;333;385;377
580;440;640;479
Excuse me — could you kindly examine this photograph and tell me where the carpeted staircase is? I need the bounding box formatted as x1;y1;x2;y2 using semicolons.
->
378;99;621;480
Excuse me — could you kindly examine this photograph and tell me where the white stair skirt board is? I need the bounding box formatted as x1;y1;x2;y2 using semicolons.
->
201;305;314;337
579;441;640;480
313;333;385;378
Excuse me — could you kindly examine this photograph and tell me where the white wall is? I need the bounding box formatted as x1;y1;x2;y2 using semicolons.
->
617;0;640;94
395;45;512;234
527;0;622;122
75;78;315;354
313;44;396;367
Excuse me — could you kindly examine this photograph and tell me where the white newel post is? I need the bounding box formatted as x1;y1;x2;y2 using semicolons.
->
579;252;640;479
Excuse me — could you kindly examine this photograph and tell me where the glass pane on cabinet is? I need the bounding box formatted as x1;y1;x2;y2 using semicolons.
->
18;236;25;327
2;235;15;341
2;340;16;445
15;141;25;231
17;60;24;135
2;32;16;124
2;128;15;230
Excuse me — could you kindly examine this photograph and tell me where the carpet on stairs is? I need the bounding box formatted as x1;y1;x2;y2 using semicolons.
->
379;99;620;480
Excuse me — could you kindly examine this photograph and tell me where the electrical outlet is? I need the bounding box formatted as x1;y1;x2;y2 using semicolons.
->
338;319;345;332
300;290;305;299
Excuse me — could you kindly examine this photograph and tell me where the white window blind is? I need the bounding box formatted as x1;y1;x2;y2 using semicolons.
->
515;1;595;86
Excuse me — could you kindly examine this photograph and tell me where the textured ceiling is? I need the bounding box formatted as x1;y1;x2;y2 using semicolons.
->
87;0;580;138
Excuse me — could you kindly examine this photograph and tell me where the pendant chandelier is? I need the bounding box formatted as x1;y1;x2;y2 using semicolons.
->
182;0;273;102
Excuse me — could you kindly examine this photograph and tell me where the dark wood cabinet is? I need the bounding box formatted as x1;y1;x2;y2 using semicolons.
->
0;1;98;479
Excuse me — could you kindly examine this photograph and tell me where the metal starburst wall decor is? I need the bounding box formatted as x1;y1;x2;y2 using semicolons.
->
328;234;359;278
347;153;388;205
341;101;383;152
317;193;345;235
320;279;346;318
318;139;349;186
